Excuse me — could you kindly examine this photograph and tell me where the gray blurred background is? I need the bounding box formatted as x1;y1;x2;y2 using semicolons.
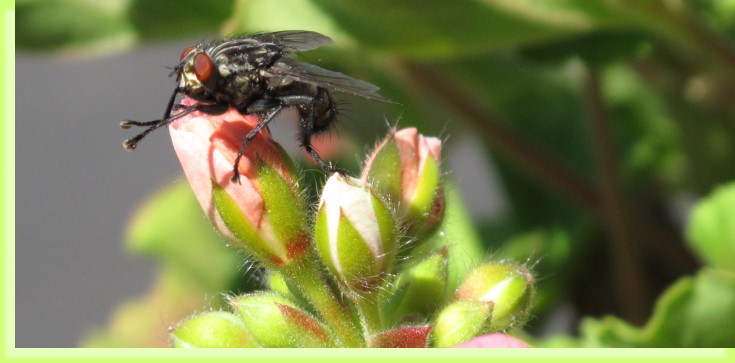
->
16;37;505;347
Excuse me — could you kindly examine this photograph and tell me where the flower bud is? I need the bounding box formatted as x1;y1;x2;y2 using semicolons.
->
432;300;494;348
454;263;534;331
383;247;449;325
169;99;310;268
368;326;433;348
170;311;258;348
362;128;444;237
229;292;333;348
314;174;398;292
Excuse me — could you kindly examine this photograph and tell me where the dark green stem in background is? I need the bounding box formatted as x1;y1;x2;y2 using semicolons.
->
585;68;647;325
398;61;604;215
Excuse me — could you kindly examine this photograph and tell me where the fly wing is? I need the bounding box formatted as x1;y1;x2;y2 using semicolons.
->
268;58;395;103
249;30;333;52
209;31;333;58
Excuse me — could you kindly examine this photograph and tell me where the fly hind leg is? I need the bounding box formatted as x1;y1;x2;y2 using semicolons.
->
295;97;346;176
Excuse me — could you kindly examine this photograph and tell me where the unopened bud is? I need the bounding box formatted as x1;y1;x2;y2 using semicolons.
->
455;263;534;331
169;99;310;269
368;326;433;348
362;128;444;238
315;174;398;292
229;292;333;348
170;311;258;348
432;300;494;348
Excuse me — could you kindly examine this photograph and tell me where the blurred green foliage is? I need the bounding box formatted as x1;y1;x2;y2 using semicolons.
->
18;0;735;347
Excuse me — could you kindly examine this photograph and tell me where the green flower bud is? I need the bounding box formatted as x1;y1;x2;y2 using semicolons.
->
362;128;444;238
315;174;398;292
455;263;534;331
229;292;333;348
432;300;494;348
170;311;258;348
384;247;449;325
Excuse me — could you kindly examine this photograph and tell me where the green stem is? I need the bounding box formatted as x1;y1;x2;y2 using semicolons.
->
280;257;363;347
351;293;382;337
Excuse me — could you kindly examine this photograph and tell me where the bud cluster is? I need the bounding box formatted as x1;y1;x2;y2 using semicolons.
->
165;103;534;348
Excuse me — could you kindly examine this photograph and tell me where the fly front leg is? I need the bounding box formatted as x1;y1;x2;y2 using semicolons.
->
230;101;284;183
121;102;228;151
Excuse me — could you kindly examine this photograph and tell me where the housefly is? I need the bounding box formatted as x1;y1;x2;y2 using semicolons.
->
121;30;392;182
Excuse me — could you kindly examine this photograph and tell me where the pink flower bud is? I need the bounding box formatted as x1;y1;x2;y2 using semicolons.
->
452;333;531;348
362;128;444;237
169;98;309;268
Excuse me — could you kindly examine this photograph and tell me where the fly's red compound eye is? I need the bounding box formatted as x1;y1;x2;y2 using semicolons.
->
180;46;195;60
193;53;213;82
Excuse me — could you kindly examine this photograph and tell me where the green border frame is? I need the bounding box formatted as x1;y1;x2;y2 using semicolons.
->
1;1;734;362
3;0;16;357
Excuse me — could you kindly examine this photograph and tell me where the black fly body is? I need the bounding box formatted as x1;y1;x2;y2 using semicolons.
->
121;30;392;182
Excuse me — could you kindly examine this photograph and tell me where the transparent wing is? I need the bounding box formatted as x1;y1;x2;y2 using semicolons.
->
249;30;333;52
209;31;333;57
268;58;395;103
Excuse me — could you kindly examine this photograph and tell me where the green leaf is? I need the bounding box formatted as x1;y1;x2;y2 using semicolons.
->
687;182;735;272
126;179;243;291
578;269;735;347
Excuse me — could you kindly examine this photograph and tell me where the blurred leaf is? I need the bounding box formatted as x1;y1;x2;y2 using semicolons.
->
427;55;593;228
690;0;735;42
310;0;633;59
522;30;651;66
81;266;223;347
17;0;135;52
227;0;348;41
687;182;735;272
84;180;259;347
125;179;246;292
578;269;735;347
129;0;234;41
602;65;685;190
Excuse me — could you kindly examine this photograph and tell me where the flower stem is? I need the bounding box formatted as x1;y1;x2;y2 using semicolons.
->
352;293;382;338
280;256;363;347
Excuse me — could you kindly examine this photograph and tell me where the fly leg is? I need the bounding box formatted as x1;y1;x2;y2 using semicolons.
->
298;117;346;176
121;102;228;151
230;103;283;183
284;95;345;176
